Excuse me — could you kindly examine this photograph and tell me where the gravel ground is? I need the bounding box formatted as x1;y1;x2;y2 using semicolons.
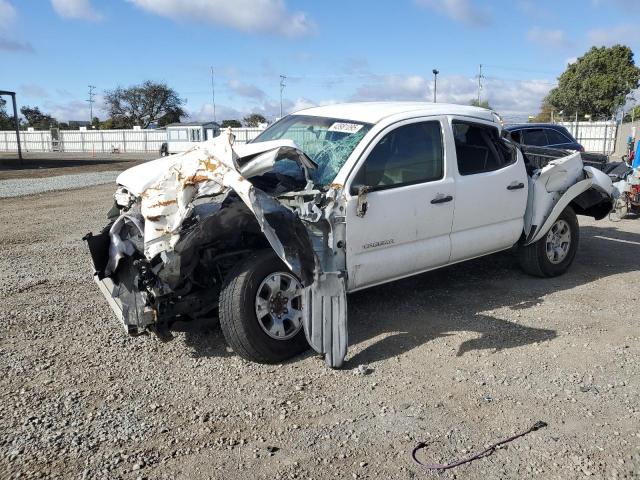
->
0;171;120;197
0;183;639;479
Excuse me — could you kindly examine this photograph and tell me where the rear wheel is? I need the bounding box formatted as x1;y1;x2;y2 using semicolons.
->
517;206;579;277
219;250;309;363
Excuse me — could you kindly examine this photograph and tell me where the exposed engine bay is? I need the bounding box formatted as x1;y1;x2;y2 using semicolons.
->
85;129;345;345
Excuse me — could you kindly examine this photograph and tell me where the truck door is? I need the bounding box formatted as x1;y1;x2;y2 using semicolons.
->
345;118;454;290
449;119;528;262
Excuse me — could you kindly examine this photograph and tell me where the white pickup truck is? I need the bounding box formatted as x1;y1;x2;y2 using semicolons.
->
85;102;614;368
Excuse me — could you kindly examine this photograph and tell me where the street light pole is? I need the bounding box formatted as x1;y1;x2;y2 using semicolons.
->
432;69;439;103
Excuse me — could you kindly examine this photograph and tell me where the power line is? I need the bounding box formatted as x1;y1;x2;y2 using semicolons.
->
87;85;96;124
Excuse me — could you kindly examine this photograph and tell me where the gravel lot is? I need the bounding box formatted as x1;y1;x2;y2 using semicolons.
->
0;182;639;479
0;171;120;198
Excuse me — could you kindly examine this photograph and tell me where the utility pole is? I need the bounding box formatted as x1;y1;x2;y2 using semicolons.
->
210;67;217;123
432;69;439;103
279;75;286;119
476;64;484;105
87;85;96;125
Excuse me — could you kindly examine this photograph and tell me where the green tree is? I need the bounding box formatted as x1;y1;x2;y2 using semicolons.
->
20;105;57;129
243;113;267;127
547;45;640;118
623;105;640;122
470;99;492;109
0;97;15;130
157;108;183;127
221;119;242;128
532;97;554;122
104;81;187;128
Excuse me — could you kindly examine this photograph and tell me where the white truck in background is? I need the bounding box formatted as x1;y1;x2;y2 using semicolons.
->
85;102;614;368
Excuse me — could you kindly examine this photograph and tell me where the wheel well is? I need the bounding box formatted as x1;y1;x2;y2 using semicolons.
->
569;187;613;220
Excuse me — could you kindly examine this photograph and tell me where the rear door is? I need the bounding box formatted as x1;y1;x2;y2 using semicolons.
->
522;128;549;147
345;117;454;290
543;128;577;149
449;119;528;262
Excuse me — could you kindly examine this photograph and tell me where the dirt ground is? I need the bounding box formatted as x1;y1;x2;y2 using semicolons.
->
0;153;154;180
0;179;639;479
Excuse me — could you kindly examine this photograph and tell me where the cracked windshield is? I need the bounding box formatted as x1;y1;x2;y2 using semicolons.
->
254;115;372;186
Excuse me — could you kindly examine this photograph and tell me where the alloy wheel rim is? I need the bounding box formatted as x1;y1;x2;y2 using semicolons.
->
255;272;303;340
545;219;571;264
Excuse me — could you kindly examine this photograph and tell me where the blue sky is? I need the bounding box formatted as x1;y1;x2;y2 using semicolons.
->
1;0;639;123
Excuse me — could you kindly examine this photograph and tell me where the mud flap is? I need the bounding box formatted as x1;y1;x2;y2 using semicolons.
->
303;272;348;368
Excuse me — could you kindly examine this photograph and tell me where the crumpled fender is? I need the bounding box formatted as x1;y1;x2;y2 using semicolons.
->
115;129;316;286
525;161;614;245
526;178;592;244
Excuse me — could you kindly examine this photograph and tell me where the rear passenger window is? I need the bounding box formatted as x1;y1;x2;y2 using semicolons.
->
522;129;548;146
509;130;522;143
452;121;517;175
545;129;569;145
355;121;443;189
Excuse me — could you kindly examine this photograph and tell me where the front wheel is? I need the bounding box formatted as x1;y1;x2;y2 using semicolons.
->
517;206;579;277
219;250;309;363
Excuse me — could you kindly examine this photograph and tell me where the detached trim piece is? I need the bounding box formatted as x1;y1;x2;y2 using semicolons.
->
93;275;126;330
303;272;348;368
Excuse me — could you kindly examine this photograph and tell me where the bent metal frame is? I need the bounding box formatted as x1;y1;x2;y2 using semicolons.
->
0;90;23;165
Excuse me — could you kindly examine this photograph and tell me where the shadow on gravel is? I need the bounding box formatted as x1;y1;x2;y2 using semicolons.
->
0;158;122;170
173;317;232;359
346;223;640;365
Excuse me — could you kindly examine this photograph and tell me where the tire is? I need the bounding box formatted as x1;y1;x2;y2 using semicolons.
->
219;249;309;363
517;206;579;278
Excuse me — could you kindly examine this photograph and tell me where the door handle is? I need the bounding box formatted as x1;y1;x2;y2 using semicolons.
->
507;182;525;190
430;195;453;204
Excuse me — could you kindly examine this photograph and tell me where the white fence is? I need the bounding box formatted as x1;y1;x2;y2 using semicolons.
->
0;127;265;153
556;121;617;154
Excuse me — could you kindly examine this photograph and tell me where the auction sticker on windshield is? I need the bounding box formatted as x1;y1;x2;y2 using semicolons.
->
328;122;364;134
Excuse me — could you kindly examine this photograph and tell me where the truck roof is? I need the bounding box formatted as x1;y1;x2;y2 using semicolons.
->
295;101;496;124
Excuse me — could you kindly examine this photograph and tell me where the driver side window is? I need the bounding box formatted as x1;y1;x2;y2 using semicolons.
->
353;121;444;189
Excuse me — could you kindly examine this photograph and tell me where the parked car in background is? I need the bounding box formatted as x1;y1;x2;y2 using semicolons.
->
505;123;609;170
505;123;584;151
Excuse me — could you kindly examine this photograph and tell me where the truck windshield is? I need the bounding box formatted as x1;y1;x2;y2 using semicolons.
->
253;115;372;186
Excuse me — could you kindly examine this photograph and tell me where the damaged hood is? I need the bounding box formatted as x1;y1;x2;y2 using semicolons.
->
116;135;316;196
112;129;317;286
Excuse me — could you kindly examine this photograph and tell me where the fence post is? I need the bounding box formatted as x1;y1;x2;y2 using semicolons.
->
122;131;126;152
101;131;105;153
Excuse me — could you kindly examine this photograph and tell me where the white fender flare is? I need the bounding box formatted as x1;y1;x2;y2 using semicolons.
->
525;178;592;245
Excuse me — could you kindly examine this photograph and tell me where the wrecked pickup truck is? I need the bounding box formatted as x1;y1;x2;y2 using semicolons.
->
85;102;614;368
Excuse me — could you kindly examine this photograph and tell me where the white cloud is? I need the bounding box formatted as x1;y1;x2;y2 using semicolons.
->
20;84;50;98
50;0;103;21
43;99;106;122
228;79;266;100
0;36;34;53
351;75;431;101
588;24;640;47
527;27;572;49
414;0;491;27
127;0;315;37
348;73;554;121
0;0;16;31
